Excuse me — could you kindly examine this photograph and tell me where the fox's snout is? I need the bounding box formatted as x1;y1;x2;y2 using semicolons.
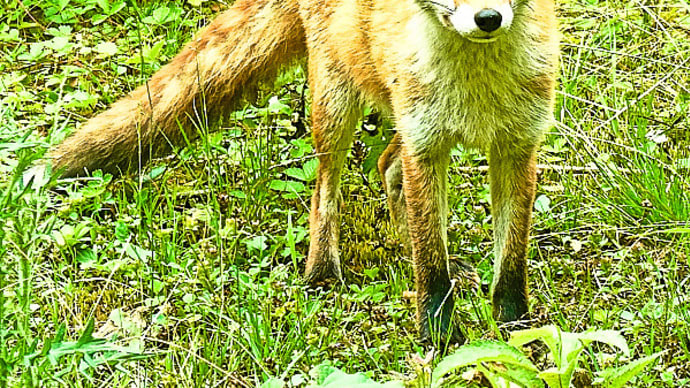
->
433;0;514;41
474;8;502;32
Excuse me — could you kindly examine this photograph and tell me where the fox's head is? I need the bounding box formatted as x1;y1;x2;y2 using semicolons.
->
418;0;520;42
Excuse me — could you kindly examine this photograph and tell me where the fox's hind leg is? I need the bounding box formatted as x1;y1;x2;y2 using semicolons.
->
303;58;360;285
377;133;410;250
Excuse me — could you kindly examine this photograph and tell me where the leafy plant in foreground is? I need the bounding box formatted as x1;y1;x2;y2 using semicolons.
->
263;325;661;388
433;325;662;388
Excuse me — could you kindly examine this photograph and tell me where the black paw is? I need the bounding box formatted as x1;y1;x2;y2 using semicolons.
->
417;281;460;345
492;290;528;323
304;258;343;288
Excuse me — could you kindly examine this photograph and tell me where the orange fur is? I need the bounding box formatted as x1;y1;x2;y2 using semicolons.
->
48;0;559;340
50;0;305;176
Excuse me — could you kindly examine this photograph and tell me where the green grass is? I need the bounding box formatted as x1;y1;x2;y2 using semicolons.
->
1;0;689;386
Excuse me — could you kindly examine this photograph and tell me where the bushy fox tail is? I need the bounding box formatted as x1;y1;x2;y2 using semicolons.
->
49;0;305;177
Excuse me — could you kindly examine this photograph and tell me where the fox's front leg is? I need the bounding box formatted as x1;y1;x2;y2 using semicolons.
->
399;143;455;340
379;134;480;294
489;144;538;322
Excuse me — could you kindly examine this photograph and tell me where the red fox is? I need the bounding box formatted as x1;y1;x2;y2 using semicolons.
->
47;0;559;340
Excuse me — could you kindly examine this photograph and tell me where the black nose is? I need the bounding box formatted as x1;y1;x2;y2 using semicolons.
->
474;8;502;32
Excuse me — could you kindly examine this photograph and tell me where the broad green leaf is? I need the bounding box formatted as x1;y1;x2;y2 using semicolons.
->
540;367;562;388
302;158;319;182
360;128;392;174
124;243;153;262
290;139;313;158
285;159;318;182
597;352;662;388
244;235;268;251
148;40;166;61
559;331;585;365
110;1;125;14
229;190;247;199
95;0;109;11
95;41;118;56
285;167;308;181
47;36;71;52
309;363;404;388
431;340;540;387
489;363;545;388
268;95;292;115
534;194;551;213
509;325;562;365
260;378;285;388
575;330;630;357
92;13;109;25
539;357;579;388
269;179;305;193
143;6;182;25
126;41;166;64
145;165;167;181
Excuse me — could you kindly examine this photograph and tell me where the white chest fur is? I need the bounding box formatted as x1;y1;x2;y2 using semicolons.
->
398;11;554;154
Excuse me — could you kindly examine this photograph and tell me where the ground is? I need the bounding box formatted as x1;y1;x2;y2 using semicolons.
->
0;0;689;386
